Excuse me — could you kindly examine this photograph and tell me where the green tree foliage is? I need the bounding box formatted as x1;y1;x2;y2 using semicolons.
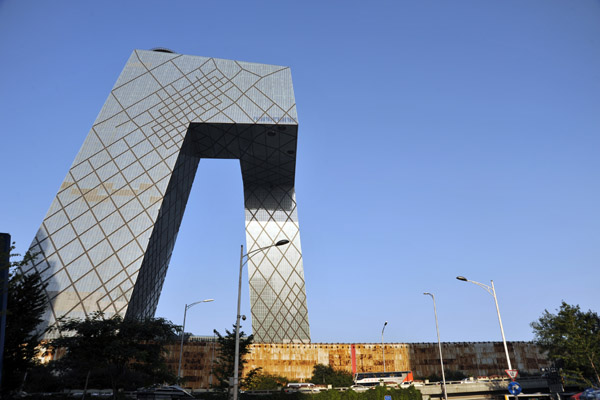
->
212;325;254;389
243;367;290;390
310;386;421;400
531;301;600;387
309;364;354;387
50;312;179;393
238;385;421;400
1;246;48;394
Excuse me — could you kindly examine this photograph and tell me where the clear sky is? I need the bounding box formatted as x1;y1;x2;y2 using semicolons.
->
1;0;599;345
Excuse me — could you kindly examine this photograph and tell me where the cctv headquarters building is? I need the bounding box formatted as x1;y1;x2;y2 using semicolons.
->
21;49;310;343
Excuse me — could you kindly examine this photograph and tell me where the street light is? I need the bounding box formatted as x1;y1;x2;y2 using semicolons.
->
456;276;513;371
382;321;388;372
178;298;214;379
424;292;448;400
233;239;290;400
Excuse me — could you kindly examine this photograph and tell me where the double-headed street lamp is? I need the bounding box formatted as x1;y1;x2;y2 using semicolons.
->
456;276;512;371
381;321;388;372
423;292;448;400
178;298;214;379
232;239;290;400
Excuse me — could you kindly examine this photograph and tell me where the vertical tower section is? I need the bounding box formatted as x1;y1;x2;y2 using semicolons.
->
238;122;310;343
22;50;310;342
244;185;310;343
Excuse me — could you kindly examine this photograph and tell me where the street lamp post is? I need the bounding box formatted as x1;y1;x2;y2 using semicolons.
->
178;299;214;379
382;321;388;372
424;292;448;400
232;239;290;400
456;276;513;371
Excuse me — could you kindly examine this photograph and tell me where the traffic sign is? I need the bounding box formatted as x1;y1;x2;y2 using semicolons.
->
508;381;522;396
505;369;519;380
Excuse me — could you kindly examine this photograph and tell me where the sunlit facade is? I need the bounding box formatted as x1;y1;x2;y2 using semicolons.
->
22;50;310;343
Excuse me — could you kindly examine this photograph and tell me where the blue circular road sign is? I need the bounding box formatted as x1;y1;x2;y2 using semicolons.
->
508;381;522;396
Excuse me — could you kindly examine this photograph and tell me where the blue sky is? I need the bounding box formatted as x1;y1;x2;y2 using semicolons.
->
1;1;599;345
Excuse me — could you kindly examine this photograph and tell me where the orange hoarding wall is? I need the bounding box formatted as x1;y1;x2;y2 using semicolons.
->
165;341;549;390
165;340;217;388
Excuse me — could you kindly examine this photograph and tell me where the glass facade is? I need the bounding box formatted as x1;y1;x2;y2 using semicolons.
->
22;50;310;343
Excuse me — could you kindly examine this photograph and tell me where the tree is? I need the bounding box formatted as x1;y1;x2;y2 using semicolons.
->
1;245;48;394
243;367;289;390
50;312;179;393
531;301;600;387
310;364;354;387
212;325;253;390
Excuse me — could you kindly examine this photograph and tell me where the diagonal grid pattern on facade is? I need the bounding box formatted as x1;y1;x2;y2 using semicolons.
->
22;50;310;343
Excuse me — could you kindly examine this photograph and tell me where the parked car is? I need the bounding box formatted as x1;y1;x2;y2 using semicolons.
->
580;388;600;400
136;385;194;399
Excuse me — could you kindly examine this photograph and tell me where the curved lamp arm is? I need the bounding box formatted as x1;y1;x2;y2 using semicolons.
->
242;239;290;264
456;276;493;296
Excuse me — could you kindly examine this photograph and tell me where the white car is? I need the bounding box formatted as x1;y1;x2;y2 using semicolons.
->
350;385;371;392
